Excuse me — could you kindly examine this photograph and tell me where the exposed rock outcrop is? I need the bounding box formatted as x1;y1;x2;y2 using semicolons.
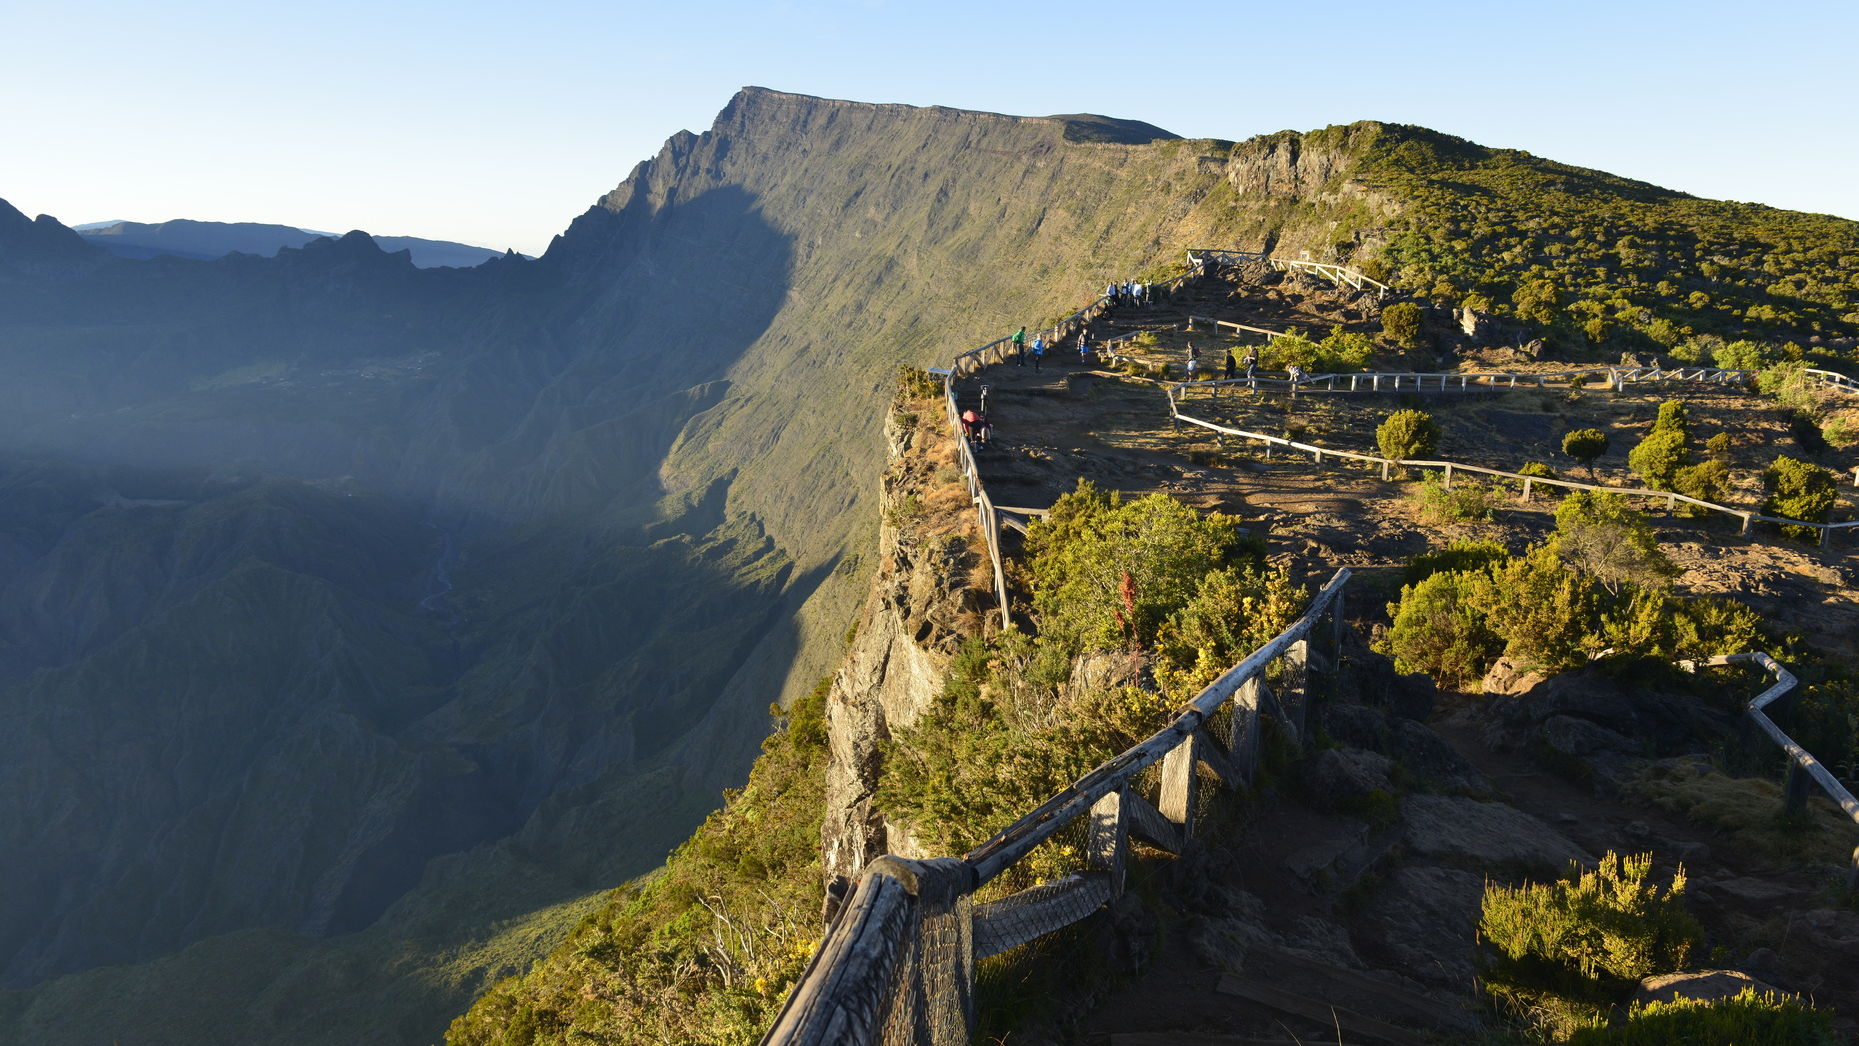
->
821;406;986;884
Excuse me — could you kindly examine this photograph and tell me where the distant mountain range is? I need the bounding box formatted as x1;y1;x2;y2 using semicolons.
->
74;218;523;268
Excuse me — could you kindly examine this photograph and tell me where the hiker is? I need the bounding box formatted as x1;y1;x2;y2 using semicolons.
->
1012;326;1026;366
960;409;991;448
1132;280;1145;306
1032;335;1046;370
1224;348;1237;381
1286;363;1305;386
1077;331;1091;363
979;384;991;418
1186;355;1200;381
1243;348;1259;384
1105;281;1119;305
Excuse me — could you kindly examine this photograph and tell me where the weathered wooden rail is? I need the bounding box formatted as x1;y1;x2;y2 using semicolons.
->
1694;652;1859;887
1164;371;1859;549
763;571;1352;1045
1186;248;1391;296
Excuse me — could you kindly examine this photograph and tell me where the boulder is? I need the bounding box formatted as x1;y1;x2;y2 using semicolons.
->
1390;718;1490;794
1633;970;1783;1007
1401;794;1592;871
1540;715;1641;757
1482;656;1548;697
1309;747;1395;805
1352;865;1485;989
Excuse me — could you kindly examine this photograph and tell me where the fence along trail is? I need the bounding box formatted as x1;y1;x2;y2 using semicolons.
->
761;252;1859;1044
1162;362;1859;549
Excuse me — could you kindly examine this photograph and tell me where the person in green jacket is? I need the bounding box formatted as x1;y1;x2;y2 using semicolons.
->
1012;327;1027;366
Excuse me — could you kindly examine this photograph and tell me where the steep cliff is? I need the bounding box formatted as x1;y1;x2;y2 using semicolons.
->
820;404;988;885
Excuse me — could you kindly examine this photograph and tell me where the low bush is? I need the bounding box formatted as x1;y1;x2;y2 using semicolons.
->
1380;300;1423;348
1762;455;1837;539
1566;988;1838;1046
1562;428;1609;477
1404;538;1511;586
1481;851;1701;1040
1381;501;1762;686
1377;408;1439;463
1413;473;1496;522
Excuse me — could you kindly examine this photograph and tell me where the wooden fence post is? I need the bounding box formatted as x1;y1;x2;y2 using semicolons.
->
1159;734;1201;842
1283;639;1310;739
1783;762;1811;818
1233;675;1264;784
1086;789;1128;899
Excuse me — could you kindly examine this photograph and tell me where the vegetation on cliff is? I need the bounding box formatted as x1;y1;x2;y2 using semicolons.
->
878;482;1304;861
445;680;829;1046
1353;126;1859;359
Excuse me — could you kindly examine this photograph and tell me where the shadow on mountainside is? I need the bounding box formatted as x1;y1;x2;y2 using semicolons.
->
0;185;823;1043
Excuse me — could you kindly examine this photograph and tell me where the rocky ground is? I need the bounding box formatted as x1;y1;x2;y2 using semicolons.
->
953;267;1859;1042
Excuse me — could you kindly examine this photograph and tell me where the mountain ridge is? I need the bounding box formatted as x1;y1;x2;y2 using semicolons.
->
75;217;522;267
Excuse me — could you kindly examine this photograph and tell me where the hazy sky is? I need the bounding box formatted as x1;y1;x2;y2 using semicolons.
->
4;0;1854;257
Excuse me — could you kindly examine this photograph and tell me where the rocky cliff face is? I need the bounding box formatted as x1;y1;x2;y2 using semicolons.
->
820;406;987;884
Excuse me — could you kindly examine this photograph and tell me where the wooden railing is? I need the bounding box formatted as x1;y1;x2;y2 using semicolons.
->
1164;369;1859;549
1694;652;1859;888
1186;248;1390;296
941;263;1206;627
763;571;1351;1045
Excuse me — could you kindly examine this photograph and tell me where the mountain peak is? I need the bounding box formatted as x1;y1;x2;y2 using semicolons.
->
723;86;1177;142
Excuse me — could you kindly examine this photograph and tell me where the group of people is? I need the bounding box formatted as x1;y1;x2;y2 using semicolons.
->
1182;341;1263;384
1010;326;1095;370
1105;280;1155;307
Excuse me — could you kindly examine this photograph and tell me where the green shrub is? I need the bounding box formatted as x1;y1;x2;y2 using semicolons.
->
883;486;1304;859
1380;300;1422;348
1481;851;1701;1039
1762;455;1837;539
1413;473;1496;522
1672;459;1731;511
1651;399;1690;438
1627;428;1688;491
1382;568;1502;689
1566;987;1838;1046
1562;428;1610;477
1025;484;1250;654
1552;492;1676;595
1479;545;1605;672
1518;461;1557;480
1316;325;1376;371
1404;538;1511;586
1377;408;1439;462
1512;278;1560;325
1705;432;1732;461
896;364;942;400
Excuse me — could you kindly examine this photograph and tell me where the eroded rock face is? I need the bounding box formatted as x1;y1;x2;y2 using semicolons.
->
821;410;983;884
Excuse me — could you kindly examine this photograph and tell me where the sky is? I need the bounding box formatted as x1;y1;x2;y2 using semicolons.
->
3;0;1856;257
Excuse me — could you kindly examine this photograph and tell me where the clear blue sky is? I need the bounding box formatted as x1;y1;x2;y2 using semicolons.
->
4;0;1855;257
